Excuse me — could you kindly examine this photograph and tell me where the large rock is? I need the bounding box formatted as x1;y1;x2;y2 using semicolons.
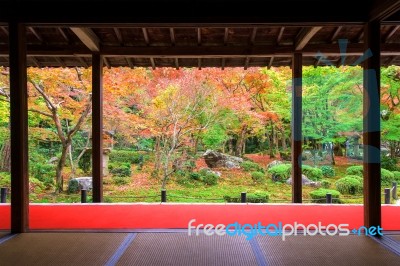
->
286;175;321;187
203;150;243;169
68;177;92;193
267;160;283;169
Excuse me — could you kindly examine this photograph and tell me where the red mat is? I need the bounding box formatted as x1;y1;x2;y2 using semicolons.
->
0;204;399;230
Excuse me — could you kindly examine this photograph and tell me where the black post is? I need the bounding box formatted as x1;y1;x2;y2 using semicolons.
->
241;192;247;203
392;182;397;200
326;193;332;204
81;189;87;203
161;189;167;203
384;188;390;204
1;188;7;203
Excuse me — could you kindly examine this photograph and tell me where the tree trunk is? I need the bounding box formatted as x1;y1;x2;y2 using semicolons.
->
268;122;275;158
56;142;70;193
235;125;247;157
281;128;287;150
153;136;161;176
0;139;11;172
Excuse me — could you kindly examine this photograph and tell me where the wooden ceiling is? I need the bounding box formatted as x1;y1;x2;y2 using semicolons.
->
0;0;400;68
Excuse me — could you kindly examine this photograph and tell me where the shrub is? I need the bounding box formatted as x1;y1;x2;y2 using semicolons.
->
302;165;323;181
112;176;130;185
67;179;79;193
30;162;55;188
392;171;400;182
381;168;394;186
251;171;266;184
203;172;219;186
0;172;11;188
320;166;335;178
29;177;45;194
224;191;270;203
267;164;291;182
309;189;341;203
189;172;202;181
78;151;91;173
346;165;363;176
241;161;263;172
381;156;399;171
335;176;363;195
109;162;132;177
109;150;145;164
321;180;331;188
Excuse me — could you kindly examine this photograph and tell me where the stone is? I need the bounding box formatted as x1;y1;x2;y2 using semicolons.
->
203;150;243;169
286;174;321;187
267;160;283;169
48;157;59;164
199;167;221;177
68;177;92;193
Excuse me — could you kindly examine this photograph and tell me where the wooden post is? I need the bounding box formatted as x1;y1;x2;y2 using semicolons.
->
9;22;29;233
292;52;302;203
92;53;103;202
363;21;381;229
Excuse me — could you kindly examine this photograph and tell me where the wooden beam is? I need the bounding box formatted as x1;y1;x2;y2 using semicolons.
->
113;28;123;44
77;57;88;68
58;28;69;43
1;26;9;36
330;26;342;43
28;27;43;43
9;22;29;233
295;27;322;50
142;28;149;45
268;56;274;69
314;56;322;67
198;58;201;70
276;27;285;44
150;57;156;69
175;58;179;69
170;28;175;46
292;52;302;204
386;55;397;65
103;57;110;68
224;28;229;45
250;28;257;45
356;28;364;43
384;25;399;42
363;21;381;229
197;28;201;46
221;58;225;70
70;27;100;52
244;57;250;70
92;53;103;203
55;57;66;68
126;57;134;68
30;56;40;67
370;0;400;21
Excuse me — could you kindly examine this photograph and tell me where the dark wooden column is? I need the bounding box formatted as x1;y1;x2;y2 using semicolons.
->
292;52;302;203
9;22;29;233
363;21;381;228
92;53;103;202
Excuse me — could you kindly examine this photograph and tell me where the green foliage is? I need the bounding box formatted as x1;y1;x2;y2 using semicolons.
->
346;165;363;176
224;191;270;203
189;172;202;181
112;176;130;185
201;124;228;150
392;171;400;182
381;168;394;186
109;150;145;164
320;166;335;178
67;179;80;194
0;171;11;188
381;156;399;171
302;165;323;181
251;171;266;184
29;177;45;194
335;176;363;195
309;188;341;203
29;162;55;188
267;164;291;182
78;151;91;173
321;180;331;188
203;172;219;186
241;161;263;172
109;162;132;177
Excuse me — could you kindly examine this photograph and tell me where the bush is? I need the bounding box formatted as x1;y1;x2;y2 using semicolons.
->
320;166;335;178
109;150;145;164
109;162;132;177
78;151;91;173
381;156;399;171
251;171;266;184
29;177;45;194
30;162;55;188
381;168;394;186
321;180;331;188
0;172;11;188
67;179;79;194
309;189;341;203
241;161;263;172
302;165;323;181
392;171;400;182
346;165;363;176
224;191;270;203
112;176;130;185
267;164;291;182
189;172;202;181
203;172;219;186
335;176;363;195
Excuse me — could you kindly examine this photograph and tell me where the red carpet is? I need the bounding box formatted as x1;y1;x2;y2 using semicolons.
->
0;204;399;230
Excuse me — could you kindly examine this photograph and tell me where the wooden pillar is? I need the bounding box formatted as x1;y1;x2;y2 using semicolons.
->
9;22;29;233
363;21;381;228
92;53;103;202
292;52;302;203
